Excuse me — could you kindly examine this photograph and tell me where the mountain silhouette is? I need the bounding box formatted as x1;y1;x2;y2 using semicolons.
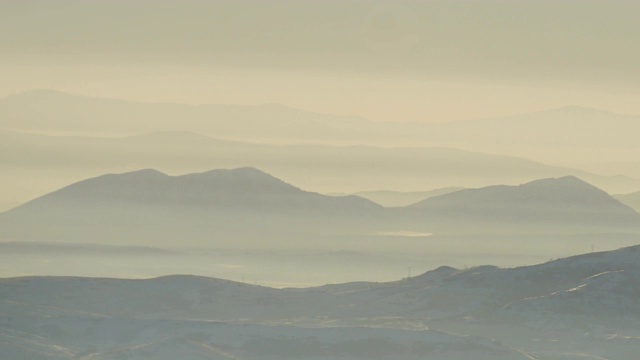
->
2;171;638;246
0;168;383;246
11;167;383;211
408;176;640;228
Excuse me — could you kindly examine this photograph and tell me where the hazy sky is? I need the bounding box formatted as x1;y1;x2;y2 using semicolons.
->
2;0;639;122
3;1;640;294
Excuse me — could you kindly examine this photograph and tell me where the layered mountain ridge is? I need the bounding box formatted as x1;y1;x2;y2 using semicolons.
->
1;168;638;247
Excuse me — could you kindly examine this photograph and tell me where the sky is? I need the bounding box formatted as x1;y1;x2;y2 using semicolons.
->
1;0;640;122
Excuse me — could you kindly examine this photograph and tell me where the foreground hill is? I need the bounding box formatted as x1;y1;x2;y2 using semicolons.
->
0;317;532;360
3;245;640;324
3;245;640;359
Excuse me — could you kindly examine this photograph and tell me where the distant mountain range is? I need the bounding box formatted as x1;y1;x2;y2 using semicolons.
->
3;90;640;211
3;128;640;213
2;90;640;165
0;89;373;143
1;168;638;247
3;244;640;359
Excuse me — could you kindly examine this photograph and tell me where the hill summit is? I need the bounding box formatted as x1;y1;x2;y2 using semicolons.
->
410;176;640;226
0;168;383;246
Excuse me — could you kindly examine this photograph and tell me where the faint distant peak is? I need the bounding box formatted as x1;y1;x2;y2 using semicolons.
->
2;89;133;106
16;88;66;96
127;131;223;143
454;105;635;126
7;89;125;101
130;130;210;139
542;105;625;116
5;88;74;100
256;102;294;110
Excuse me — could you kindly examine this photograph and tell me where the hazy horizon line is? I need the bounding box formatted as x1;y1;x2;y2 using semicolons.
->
5;87;639;124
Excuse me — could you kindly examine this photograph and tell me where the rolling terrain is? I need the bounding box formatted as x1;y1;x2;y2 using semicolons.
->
2;245;640;359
